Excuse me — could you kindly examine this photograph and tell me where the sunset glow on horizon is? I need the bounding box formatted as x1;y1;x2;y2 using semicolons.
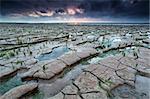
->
0;0;149;23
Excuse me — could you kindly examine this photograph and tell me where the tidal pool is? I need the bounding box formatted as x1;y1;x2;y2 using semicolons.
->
81;46;139;65
22;90;44;99
80;50;120;65
0;75;23;95
37;46;70;61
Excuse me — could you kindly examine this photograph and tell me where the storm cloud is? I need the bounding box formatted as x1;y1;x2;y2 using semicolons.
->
0;0;149;22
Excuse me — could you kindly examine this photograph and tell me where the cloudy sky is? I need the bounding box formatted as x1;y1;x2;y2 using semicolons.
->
0;0;149;23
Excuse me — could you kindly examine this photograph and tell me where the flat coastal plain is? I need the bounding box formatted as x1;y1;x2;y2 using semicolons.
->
0;23;150;99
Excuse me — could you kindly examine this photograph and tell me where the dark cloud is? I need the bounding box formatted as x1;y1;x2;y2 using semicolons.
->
0;0;149;22
79;0;149;17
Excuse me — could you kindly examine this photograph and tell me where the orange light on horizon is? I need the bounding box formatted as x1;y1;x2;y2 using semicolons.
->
67;18;99;23
67;8;76;15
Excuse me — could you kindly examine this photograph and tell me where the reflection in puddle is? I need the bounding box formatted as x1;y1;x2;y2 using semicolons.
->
0;75;23;95
88;50;119;64
83;46;139;65
37;46;70;61
23;90;44;99
31;91;44;99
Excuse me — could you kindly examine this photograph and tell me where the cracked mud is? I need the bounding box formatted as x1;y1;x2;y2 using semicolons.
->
0;24;150;99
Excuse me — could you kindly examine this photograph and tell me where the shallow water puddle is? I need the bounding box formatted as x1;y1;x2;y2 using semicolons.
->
110;84;149;99
81;50;120;65
0;75;23;95
37;46;70;61
22;90;44;99
82;46;139;65
99;36;123;48
135;75;150;97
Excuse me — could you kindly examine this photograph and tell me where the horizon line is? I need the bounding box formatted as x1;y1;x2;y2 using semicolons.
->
0;21;149;24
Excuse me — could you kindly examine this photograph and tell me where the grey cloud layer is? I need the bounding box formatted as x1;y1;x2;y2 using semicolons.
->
0;0;149;22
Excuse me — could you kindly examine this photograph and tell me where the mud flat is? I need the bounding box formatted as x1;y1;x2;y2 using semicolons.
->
0;23;149;99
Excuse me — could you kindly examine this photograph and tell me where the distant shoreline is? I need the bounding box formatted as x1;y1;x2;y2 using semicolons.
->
0;22;149;25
